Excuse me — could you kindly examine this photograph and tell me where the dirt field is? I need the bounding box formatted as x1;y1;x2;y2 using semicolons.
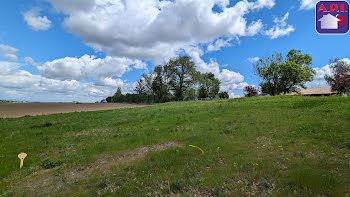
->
0;103;148;118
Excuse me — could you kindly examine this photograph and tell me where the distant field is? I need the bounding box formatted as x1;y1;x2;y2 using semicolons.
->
0;96;349;196
0;103;148;118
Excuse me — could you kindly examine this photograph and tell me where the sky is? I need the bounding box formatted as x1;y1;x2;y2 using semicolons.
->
0;0;349;102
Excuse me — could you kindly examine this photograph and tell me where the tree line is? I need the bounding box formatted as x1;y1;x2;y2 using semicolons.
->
104;56;229;103
105;49;350;103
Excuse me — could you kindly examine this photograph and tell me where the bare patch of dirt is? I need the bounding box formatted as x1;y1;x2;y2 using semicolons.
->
13;141;178;196
255;136;273;150
0;103;149;118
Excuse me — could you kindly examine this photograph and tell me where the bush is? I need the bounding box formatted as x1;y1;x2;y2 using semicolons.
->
244;86;258;97
219;92;229;99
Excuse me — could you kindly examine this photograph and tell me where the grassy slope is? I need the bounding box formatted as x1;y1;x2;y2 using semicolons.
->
0;96;349;196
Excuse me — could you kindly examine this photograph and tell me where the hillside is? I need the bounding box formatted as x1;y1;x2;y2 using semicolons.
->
0;96;349;196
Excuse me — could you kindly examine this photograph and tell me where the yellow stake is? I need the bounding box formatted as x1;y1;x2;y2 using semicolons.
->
188;145;205;154
18;153;27;169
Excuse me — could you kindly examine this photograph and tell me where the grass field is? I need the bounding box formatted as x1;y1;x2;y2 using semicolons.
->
0;96;349;196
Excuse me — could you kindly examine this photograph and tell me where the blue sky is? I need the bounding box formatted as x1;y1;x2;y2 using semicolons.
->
0;0;348;102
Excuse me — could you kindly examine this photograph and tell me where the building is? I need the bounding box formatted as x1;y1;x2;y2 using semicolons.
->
299;87;337;96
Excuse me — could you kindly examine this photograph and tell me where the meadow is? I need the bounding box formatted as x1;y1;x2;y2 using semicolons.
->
0;96;349;196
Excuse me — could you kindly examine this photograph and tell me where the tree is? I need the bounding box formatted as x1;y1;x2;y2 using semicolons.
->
255;49;315;95
244;86;258;97
219;92;229;99
184;88;197;101
135;78;146;95
164;56;199;100
198;73;221;99
325;58;350;96
142;72;155;96
112;87;124;103
106;97;112;103
152;65;170;102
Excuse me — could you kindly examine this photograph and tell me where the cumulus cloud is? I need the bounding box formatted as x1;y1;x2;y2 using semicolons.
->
300;0;318;10
247;57;260;63
246;19;264;36
0;44;19;61
23;8;52;31
44;0;275;62
0;61;134;102
4;0;288;101
31;55;146;87
265;12;295;39
207;39;233;52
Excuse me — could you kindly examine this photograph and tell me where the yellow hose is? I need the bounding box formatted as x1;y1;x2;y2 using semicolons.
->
188;145;205;154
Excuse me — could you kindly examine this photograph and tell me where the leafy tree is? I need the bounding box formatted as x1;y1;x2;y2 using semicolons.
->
325;58;350;95
135;78;146;95
152;65;170;102
219;91;229;99
184;88;197;101
112;87;125;103
142;72;155;96
164;56;199;100
255;49;315;95
198;85;208;99
198;73;220;99
106;97;112;103
244;86;258;97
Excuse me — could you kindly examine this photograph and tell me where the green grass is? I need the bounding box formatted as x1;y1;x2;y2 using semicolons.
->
0;96;349;196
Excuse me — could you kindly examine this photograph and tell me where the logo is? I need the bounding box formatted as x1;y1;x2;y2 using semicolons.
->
316;1;349;34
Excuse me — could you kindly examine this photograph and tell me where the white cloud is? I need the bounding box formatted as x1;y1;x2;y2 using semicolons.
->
23;8;52;31
44;0;275;62
0;44;19;61
0;61;133;102
34;55;146;87
247;57;260;63
24;57;40;67
246;19;264;36
265;12;295;39
300;0;318;10
207;39;233;52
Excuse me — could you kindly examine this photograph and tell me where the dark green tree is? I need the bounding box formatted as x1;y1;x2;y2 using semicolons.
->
164;56;199;100
152;65;170;102
255;49;315;95
184;88;197;101
219;91;229;99
106;97;112;103
198;73;220;99
112;87;125;103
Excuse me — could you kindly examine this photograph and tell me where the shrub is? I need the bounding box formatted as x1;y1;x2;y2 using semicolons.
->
244;86;258;97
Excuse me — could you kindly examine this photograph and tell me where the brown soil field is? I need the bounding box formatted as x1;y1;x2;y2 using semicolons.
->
0;103;148;118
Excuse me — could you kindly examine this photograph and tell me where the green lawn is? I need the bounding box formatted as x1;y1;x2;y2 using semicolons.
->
0;96;350;196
